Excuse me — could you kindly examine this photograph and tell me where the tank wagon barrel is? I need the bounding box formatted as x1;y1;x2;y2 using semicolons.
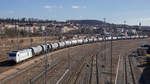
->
83;39;89;44
58;42;66;49
77;39;83;45
40;44;48;53
30;46;43;56
88;38;94;43
65;41;72;47
71;40;78;46
50;43;59;50
93;38;98;42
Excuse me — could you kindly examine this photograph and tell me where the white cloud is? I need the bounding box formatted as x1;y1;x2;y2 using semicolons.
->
44;5;63;9
44;5;53;9
71;5;87;9
72;5;80;9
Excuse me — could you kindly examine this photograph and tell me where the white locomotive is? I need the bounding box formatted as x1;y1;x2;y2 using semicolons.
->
8;49;32;63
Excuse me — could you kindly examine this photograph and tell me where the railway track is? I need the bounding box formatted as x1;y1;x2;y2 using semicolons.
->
7;42;100;84
63;41;113;84
67;39;150;84
89;54;100;84
124;55;127;84
63;52;91;84
73;62;86;84
96;54;99;84
89;55;94;84
123;51;142;84
124;53;136;84
0;45;79;84
65;39;150;84
67;41;113;84
0;38;150;84
56;41;109;84
65;54;100;84
128;55;136;84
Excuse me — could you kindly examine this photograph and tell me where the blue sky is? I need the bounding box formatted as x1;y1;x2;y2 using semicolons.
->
0;0;150;26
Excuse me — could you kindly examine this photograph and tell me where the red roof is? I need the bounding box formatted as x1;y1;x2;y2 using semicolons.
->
0;24;3;27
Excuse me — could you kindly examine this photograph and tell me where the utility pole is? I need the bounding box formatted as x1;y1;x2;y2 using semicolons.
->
42;26;44;44
110;32;113;84
103;18;107;83
68;47;70;69
124;21;126;28
139;22;141;30
124;21;126;38
139;22;142;36
29;21;32;47
103;18;106;68
16;19;20;50
44;30;48;84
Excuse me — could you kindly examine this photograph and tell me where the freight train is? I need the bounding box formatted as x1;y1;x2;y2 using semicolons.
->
8;35;148;63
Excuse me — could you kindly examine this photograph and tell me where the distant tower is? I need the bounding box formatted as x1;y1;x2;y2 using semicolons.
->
139;22;141;30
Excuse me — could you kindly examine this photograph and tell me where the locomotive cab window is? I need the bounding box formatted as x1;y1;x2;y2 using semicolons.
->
9;53;16;57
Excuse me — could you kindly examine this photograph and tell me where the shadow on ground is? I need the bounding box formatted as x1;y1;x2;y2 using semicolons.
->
139;63;150;84
0;60;16;67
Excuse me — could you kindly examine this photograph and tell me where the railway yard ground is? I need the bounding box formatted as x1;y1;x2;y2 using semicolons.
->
0;38;150;84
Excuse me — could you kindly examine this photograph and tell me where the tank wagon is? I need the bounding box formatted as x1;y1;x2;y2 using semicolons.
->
58;41;66;49
30;46;43;56
83;39;89;43
50;43;59;50
98;38;103;41
93;38;98;42
71;40;78;46
77;39;84;45
40;44;48;53
65;41;72;47
88;38;94;43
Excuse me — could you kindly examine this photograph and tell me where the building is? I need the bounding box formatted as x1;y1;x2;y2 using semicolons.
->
127;29;137;35
4;24;18;29
61;26;78;33
0;23;4;35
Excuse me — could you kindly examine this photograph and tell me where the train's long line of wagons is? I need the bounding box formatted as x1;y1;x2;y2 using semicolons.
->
8;35;148;63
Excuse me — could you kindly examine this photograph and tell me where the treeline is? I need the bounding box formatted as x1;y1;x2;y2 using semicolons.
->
0;18;55;24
